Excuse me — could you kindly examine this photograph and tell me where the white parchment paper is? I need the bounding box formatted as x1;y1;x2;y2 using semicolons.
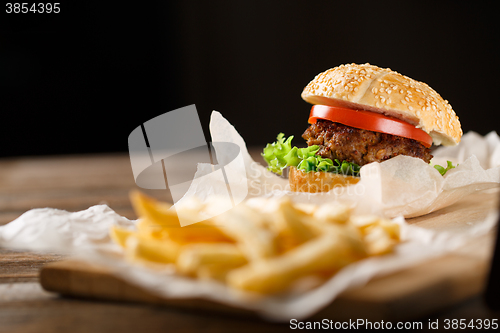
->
202;111;500;219
0;111;499;321
0;204;497;320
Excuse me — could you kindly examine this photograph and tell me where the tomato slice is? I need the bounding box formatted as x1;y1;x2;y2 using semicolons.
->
308;105;433;148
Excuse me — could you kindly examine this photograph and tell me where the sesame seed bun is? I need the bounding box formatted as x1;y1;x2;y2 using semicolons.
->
301;63;462;146
289;166;360;193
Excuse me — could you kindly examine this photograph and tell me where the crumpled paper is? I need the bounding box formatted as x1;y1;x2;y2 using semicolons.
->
0;111;499;321
197;111;500;218
0;203;497;320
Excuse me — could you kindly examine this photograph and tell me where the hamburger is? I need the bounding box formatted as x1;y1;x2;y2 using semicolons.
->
262;63;462;192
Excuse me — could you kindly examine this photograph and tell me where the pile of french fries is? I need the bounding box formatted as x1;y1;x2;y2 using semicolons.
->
110;191;400;295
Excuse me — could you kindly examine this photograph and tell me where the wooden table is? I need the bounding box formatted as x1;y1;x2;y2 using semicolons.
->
1;151;499;332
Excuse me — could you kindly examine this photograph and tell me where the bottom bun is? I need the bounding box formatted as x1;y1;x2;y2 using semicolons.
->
289;166;360;193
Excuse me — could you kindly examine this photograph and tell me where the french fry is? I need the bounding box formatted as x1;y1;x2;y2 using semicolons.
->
164;221;235;244
361;217;400;255
197;263;242;281
134;218;168;241
110;225;135;248
227;225;366;294
130;190;181;227
176;243;247;278
363;226;397;255
273;199;318;252
126;234;180;264
294;203;318;215
213;205;277;260
111;190;403;295
314;203;352;224
348;214;381;229
130;191;234;244
376;219;400;240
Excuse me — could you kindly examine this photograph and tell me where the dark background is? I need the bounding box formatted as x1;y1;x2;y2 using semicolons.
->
1;1;498;157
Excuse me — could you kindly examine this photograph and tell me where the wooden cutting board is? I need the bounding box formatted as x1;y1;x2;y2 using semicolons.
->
39;190;498;321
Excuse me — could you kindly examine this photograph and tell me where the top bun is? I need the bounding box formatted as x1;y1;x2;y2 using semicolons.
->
301;63;462;146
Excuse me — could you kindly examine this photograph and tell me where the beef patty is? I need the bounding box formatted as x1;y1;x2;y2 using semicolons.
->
302;120;433;166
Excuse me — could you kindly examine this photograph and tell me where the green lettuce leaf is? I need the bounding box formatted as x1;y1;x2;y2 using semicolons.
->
434;160;457;176
262;133;295;174
262;133;360;176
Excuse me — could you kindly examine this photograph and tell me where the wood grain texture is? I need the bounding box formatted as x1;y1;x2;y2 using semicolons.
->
38;188;499;321
39;247;491;322
0;153;174;225
0;283;293;333
0;249;64;284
